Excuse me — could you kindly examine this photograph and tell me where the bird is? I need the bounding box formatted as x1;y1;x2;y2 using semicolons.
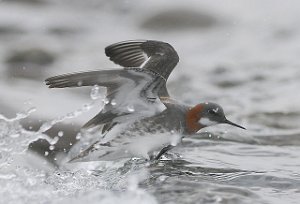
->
45;40;245;162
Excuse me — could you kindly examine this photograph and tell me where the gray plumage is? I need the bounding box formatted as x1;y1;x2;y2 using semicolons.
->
45;40;245;162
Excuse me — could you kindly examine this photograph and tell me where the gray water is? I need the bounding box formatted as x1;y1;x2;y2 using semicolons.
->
1;0;300;203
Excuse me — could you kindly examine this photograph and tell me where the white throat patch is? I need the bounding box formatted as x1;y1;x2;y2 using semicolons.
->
199;117;218;126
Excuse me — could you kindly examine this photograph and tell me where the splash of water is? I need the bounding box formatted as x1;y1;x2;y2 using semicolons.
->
0;107;157;204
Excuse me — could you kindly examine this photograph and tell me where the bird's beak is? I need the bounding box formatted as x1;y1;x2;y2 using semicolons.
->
224;119;246;130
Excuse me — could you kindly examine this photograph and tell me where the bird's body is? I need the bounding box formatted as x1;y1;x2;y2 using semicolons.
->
45;40;245;162
69;106;187;161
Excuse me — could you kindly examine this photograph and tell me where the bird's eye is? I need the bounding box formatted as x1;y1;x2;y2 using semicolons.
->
208;110;217;115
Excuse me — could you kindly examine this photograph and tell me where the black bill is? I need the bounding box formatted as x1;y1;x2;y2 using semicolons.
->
224;119;246;130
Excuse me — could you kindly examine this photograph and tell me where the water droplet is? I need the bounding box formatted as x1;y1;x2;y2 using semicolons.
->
90;85;102;100
29;126;33;130
77;81;83;86
44;151;49;156
53;157;57;161
127;105;135;112
103;98;110;104
82;103;92;111
76;134;81;140
94;143;100;149
69;142;73;146
50;136;59;145
58;131;64;137
111;99;117;106
49;145;55;150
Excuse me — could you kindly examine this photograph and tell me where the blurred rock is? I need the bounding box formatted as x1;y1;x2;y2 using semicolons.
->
7;0;48;5
212;66;228;74
6;48;55;66
0;25;24;36
252;74;266;82
273;28;295;40
5;48;56;80
140;9;218;32
212;66;245;88
215;80;244;88
47;26;84;36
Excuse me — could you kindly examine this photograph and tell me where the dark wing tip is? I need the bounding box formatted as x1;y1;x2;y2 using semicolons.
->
44;77;66;88
105;40;146;54
105;40;148;67
104;39;179;70
45;78;54;88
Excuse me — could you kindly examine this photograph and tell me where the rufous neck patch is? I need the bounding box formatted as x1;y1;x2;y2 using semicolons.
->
186;104;204;134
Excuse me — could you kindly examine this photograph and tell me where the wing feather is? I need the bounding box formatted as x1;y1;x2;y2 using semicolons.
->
45;40;180;134
105;40;179;81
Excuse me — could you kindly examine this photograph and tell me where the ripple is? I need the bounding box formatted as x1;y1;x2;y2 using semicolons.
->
253;133;300;146
248;112;300;130
227;174;300;190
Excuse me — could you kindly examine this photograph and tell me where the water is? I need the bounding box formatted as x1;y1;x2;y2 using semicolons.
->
1;0;300;203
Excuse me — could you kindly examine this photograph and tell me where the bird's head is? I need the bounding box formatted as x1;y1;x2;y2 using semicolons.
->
186;102;245;134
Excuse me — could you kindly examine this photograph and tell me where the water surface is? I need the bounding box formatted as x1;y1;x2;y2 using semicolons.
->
1;0;300;203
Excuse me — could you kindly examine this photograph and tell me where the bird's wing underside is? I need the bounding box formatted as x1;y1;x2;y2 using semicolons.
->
45;68;164;131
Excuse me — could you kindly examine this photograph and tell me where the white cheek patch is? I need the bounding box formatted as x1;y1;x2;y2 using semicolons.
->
199;118;218;126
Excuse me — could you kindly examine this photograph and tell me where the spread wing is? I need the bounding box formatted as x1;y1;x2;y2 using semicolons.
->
105;40;180;106
45;40;180;132
45;68;160;130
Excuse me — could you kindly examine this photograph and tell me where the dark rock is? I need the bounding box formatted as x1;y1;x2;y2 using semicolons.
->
47;26;83;36
0;25;24;36
140;9;218;32
5;48;56;80
6;0;48;5
273;28;295;40
6;48;55;66
213;66;228;74
215;80;244;88
252;75;266;81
